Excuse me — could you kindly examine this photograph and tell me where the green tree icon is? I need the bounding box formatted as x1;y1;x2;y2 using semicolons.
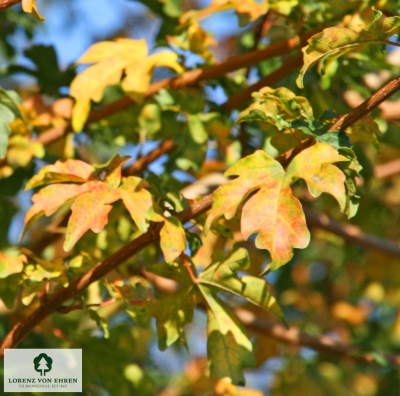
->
33;353;53;376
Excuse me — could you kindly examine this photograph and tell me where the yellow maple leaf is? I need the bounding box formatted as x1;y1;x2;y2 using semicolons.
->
22;0;45;21
70;38;183;132
181;0;268;27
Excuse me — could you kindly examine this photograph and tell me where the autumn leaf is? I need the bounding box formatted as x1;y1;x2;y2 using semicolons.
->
168;20;216;63
205;144;349;271
6;135;44;172
22;183;92;242
297;10;400;88
181;0;268;27
25;159;95;189
70;38;183;131
22;155;155;251
160;216;187;263
22;0;45;21
119;177;154;233
64;183;121;251
236;87;314;130
0;252;27;278
285;144;348;210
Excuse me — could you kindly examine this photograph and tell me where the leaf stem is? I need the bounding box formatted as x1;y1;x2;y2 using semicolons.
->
183;255;198;284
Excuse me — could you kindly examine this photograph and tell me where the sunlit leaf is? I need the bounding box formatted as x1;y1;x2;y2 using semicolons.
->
22;156;155;251
22;0;45;21
236;87;314;130
25;159;95;189
64;183;121;251
181;0;268;27
119;177;153;233
206;144;350;271
160;216;186;263
71;38;183;131
297;10;400;87
0;252;27;278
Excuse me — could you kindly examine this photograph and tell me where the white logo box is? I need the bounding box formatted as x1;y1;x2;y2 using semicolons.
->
4;349;82;393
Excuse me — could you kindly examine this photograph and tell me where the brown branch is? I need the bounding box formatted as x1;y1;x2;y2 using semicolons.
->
304;206;400;257
34;29;317;148
0;195;213;357
234;308;400;365
223;54;304;112
0;0;20;12
123;139;175;176
330;75;400;131
277;74;400;169
375;158;400;179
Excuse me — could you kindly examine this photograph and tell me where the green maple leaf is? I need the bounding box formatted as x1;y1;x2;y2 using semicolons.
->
147;261;197;350
201;289;255;385
150;288;197;350
205;143;349;271
199;248;286;323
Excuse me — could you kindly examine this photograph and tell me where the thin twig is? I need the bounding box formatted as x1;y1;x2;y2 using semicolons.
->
304;206;400;257
234;308;400;365
330;75;400;131
375;158;400;179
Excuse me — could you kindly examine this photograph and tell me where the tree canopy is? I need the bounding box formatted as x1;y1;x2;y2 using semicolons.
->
1;0;400;394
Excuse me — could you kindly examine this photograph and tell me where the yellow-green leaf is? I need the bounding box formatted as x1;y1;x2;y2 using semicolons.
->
160;216;186;263
119;177;153;233
206;143;349;271
285;143;349;211
22;0;45;21
297;10;400;88
0;252;27;278
181;0;268;27
150;288;197;350
237;87;314;130
199;248;286;323
122;50;183;102
70;38;182;131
